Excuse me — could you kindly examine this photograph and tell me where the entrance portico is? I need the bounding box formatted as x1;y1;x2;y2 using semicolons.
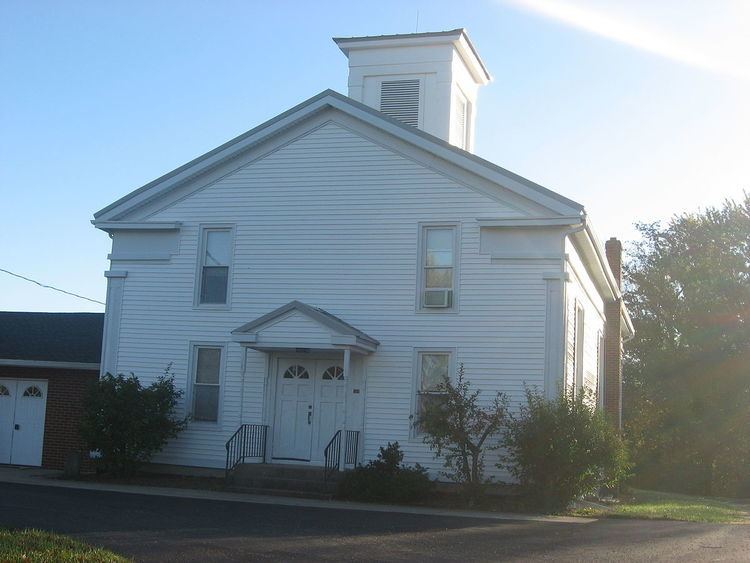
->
231;301;379;467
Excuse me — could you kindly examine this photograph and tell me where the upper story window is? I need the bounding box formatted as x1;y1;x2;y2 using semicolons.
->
419;225;458;310
573;303;585;394
197;227;232;306
379;79;420;127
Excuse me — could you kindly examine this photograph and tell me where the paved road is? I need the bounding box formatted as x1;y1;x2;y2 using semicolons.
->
1;482;749;562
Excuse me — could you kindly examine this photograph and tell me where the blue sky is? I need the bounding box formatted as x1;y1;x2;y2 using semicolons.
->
1;0;747;312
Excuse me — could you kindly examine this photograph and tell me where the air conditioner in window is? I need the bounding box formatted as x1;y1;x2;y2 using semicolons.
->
423;289;452;308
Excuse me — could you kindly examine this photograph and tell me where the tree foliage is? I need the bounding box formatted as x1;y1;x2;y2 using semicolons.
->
417;364;508;499
80;366;188;476
501;386;630;512
624;194;750;496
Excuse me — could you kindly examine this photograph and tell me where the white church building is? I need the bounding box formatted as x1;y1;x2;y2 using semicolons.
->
93;29;632;479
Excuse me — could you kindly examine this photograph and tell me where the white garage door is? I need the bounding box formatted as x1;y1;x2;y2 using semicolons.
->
0;379;48;466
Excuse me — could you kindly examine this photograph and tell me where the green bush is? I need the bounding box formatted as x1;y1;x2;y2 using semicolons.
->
501;386;630;512
337;442;434;504
417;364;507;501
80;366;187;476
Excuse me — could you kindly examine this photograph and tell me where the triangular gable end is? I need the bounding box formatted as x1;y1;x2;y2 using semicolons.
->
232;301;379;354
93;90;584;224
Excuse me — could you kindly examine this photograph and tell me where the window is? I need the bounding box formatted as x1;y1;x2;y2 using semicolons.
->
420;225;457;310
573;303;585;394
0;385;9;396
380;79;420;127
191;346;222;422
597;331;605;407
23;385;43;398
322;366;344;380
198;228;232;305
283;365;309;379
415;351;452;432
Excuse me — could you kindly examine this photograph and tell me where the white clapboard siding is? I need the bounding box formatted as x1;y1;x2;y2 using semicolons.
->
564;239;606;399
112;120;562;475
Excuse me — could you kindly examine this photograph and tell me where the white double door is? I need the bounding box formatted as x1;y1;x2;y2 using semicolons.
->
0;379;48;466
272;358;346;463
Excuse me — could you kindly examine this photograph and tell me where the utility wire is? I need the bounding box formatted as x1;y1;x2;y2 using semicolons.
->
0;267;105;305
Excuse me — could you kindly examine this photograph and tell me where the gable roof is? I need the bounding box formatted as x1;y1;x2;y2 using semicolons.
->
232;300;379;348
93;89;583;222
0;312;104;368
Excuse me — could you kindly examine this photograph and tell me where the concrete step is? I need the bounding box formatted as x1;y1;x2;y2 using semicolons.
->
231;463;337;481
227;463;340;499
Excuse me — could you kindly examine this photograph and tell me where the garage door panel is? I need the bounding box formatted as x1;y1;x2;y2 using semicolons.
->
0;379;47;467
0;380;16;464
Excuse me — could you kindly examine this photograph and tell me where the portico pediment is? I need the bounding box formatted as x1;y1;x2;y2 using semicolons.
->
231;301;379;354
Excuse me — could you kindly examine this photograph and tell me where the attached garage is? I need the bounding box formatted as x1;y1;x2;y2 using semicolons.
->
0;312;103;468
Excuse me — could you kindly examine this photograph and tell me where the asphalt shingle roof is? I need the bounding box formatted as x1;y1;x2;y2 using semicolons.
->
0;312;104;364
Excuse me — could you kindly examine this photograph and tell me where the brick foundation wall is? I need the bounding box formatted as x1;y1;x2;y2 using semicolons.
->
604;238;623;430
0;365;98;470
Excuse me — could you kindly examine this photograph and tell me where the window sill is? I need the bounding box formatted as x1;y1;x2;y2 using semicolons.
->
192;303;232;311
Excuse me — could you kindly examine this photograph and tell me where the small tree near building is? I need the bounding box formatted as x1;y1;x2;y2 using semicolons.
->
501;386;630;512
418;364;508;501
81;365;188;476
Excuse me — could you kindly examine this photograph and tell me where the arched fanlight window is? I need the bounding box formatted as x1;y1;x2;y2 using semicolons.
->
23;385;43;398
322;366;344;380
0;385;9;396
283;365;309;379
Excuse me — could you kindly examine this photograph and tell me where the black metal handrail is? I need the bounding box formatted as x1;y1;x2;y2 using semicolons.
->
323;429;342;484
344;430;360;466
225;424;267;479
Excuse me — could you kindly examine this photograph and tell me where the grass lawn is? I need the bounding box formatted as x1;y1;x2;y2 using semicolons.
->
571;489;750;523
0;529;129;562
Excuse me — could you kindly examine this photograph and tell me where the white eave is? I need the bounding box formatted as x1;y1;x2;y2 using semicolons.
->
93;221;182;233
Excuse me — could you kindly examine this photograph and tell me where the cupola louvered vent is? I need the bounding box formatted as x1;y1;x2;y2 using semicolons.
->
379;79;420;127
453;93;468;149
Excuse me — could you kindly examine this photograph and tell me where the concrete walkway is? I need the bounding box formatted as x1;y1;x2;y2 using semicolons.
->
0;465;593;524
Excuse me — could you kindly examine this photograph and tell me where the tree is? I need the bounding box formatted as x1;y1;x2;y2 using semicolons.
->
624;194;750;496
501;386;630;512
80;366;188;476
417;364;508;500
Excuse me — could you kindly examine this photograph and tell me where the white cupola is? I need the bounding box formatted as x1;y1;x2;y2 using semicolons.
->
334;29;491;152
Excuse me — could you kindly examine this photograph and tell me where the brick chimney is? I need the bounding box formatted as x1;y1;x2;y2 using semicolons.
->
604;238;623;430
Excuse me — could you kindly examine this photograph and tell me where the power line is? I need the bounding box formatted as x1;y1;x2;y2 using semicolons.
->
0;268;105;306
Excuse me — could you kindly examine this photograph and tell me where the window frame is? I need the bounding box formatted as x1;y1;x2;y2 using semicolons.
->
188;342;226;425
411;348;456;438
573;302;585;395
596;330;605;409
416;222;460;313
194;224;235;309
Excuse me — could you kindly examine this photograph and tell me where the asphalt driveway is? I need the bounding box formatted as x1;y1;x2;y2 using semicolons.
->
1;482;748;561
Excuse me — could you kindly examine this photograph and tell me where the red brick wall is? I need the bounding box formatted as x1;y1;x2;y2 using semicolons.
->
0;365;98;469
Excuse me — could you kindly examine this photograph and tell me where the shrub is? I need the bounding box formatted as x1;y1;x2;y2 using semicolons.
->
337;442;434;504
501;386;630;512
80;365;188;476
418;364;507;501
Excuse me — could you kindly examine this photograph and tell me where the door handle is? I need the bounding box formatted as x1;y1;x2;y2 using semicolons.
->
308;405;312;425
14;424;19;430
